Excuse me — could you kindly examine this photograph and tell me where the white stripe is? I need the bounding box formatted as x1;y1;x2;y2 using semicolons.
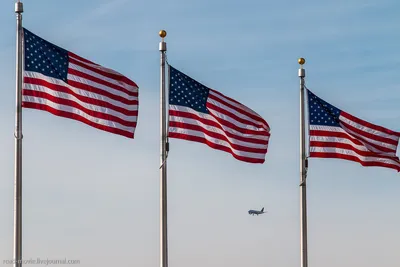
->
169;127;266;160
310;147;400;167
339;114;400;141
169;115;268;149
23;83;137;122
67;73;138;101
310;135;369;152
22;95;135;133
309;125;344;132
69;62;138;92
207;94;268;130
169;105;269;141
210;90;269;129
24;72;138;111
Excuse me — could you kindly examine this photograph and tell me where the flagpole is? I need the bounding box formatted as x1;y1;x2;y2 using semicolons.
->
14;1;24;267
298;57;308;267
159;30;168;267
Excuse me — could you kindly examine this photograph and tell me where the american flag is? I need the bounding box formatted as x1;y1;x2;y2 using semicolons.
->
22;28;139;138
168;66;270;164
307;89;400;171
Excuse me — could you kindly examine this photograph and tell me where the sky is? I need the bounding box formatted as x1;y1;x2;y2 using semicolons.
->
1;0;400;266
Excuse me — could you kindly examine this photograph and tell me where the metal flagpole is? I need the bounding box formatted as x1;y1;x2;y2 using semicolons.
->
298;57;308;267
14;1;24;267
159;30;168;267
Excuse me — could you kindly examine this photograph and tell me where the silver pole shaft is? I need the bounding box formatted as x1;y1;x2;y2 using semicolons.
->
14;1;23;267
159;37;168;267
299;61;308;267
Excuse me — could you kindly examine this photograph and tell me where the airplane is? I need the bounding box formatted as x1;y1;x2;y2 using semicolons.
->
248;207;266;216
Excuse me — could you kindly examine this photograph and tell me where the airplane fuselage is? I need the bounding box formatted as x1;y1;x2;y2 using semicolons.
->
248;208;265;216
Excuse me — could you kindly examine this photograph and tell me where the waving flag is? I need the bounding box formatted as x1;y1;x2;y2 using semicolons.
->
22;28;139;138
307;89;400;171
168;66;270;163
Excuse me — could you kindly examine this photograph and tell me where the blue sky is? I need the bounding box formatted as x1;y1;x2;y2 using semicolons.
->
1;0;400;266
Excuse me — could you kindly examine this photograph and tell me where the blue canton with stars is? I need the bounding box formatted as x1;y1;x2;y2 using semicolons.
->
23;28;69;83
169;66;210;113
307;90;342;126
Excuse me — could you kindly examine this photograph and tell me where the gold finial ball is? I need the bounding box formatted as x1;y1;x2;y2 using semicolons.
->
298;58;306;65
159;30;167;38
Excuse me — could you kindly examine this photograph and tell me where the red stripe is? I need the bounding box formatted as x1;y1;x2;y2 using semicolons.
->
169;132;265;164
69;56;138;88
169;109;269;144
209;89;256;113
66;79;137;106
22;102;134;138
310;141;399;159
169;121;268;154
310;130;364;146
209;109;270;137
24;77;138;116
310;130;394;154
23;90;137;127
207;101;266;132
208;91;269;130
341;112;400;137
339;123;397;153
68;52;98;65
339;117;399;146
68;68;137;98
309;152;400;172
